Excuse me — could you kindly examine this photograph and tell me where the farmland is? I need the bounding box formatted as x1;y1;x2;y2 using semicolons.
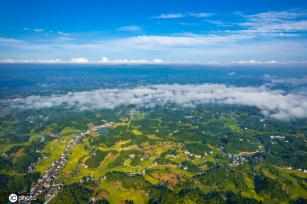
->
1;104;306;203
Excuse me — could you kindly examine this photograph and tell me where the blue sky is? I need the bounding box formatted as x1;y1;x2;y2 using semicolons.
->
1;0;307;64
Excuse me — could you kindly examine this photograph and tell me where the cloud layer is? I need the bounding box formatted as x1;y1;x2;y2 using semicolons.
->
3;84;307;120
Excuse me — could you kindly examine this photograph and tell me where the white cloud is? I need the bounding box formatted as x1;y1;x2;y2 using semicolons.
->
241;20;307;32
230;60;278;65
205;20;231;27
153;59;163;63
154;13;184;19
57;31;71;36
118;25;142;32
0;58;62;63
153;12;214;19
98;57;163;64
56;36;74;42
240;11;307;32
0;57;164;64
1;57;304;66
100;57;108;63
0;37;25;46
122;34;253;47
243;11;305;23
264;75;307;86
70;57;89;63
4;84;307;120
34;28;44;32
189;12;214;18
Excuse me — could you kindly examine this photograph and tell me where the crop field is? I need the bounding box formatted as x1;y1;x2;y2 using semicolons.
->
1;105;307;203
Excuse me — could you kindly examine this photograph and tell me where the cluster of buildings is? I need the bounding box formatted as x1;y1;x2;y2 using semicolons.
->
226;153;247;166
183;150;206;158
30;121;116;202
30;133;85;199
129;154;136;159
270;135;288;144
30;159;64;197
224;151;265;166
27;162;36;173
285;166;307;173
80;176;95;183
270;135;286;140
270;135;289;144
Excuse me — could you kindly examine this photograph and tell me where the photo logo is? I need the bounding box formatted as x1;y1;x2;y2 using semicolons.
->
8;194;18;203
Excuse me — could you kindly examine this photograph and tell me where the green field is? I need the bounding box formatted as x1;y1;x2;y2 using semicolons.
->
1;106;307;204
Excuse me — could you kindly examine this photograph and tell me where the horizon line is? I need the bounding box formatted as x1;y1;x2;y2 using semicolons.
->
1;59;307;67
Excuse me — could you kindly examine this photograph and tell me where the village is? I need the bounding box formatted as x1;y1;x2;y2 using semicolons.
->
29;121;115;203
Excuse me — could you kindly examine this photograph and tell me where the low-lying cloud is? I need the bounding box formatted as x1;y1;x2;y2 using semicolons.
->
70;57;88;63
264;74;307;86
3;84;307;120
